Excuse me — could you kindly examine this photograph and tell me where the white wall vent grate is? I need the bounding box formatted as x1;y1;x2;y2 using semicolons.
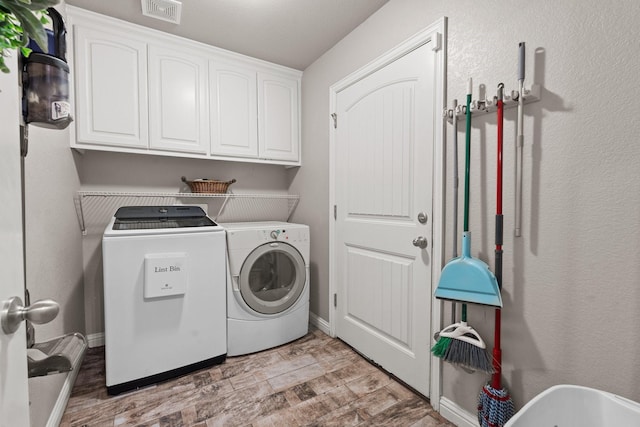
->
141;0;182;24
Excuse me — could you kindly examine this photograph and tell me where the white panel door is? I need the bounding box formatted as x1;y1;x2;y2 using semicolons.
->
0;55;30;427
148;45;209;154
73;26;148;148
257;72;299;162
335;42;435;396
209;61;258;158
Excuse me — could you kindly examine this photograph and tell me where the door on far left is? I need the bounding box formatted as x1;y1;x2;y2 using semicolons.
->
0;53;30;427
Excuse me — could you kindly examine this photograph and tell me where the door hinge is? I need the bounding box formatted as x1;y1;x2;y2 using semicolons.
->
333;204;337;220
331;113;337;129
432;32;442;52
333;293;337;307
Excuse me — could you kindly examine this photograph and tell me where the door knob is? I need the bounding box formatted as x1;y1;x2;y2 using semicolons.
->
412;236;428;249
1;297;59;335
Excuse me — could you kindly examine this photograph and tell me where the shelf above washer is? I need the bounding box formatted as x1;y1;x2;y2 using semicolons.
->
74;191;300;235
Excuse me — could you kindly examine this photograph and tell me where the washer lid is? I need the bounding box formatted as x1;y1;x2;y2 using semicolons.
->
112;206;217;230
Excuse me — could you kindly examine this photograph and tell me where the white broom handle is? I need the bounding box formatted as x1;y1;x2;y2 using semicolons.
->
452;99;459;258
515;42;525;237
451;99;458;325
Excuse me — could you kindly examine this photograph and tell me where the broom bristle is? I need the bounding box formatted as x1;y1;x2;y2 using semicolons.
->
431;336;452;358
443;338;494;373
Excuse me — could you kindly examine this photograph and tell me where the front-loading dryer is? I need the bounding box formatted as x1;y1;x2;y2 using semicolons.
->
221;221;309;356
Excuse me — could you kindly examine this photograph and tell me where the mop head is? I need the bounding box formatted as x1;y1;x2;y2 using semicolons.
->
478;383;515;427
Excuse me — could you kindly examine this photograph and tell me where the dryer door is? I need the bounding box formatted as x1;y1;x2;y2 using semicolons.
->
238;242;306;314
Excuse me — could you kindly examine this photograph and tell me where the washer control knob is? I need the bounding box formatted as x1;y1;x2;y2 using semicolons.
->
270;230;280;240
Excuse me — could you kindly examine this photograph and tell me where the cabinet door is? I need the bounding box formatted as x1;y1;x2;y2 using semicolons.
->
74;26;148;148
209;61;258;158
148;45;209;154
257;72;300;162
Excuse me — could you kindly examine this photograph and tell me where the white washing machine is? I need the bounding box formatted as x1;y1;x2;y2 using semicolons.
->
102;206;227;395
222;221;310;356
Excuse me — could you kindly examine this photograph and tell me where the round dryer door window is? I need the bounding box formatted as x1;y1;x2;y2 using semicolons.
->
238;242;306;315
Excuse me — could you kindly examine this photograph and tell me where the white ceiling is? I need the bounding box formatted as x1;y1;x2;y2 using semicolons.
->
64;0;389;70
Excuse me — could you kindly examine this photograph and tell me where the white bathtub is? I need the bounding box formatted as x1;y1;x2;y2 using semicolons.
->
505;384;640;427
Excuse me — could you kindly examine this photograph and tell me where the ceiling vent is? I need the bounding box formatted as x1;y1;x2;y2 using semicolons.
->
141;0;182;24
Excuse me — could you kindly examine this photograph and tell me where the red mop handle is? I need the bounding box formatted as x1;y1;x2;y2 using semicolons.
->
492;310;502;389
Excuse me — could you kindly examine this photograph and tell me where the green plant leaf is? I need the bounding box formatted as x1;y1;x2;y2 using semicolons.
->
0;57;10;73
0;0;59;11
0;0;59;72
9;3;47;51
1;7;24;51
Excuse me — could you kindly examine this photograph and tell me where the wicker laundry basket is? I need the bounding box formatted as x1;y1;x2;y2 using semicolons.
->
181;176;236;194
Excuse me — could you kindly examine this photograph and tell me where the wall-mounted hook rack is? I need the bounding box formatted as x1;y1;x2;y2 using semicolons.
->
443;83;541;123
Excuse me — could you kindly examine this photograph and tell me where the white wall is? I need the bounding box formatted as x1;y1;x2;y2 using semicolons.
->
24;125;85;342
295;0;640;417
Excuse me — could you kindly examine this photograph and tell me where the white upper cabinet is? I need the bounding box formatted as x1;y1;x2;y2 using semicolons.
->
209;60;258;158
73;25;148;149
148;45;209;154
68;6;301;166
258;72;300;162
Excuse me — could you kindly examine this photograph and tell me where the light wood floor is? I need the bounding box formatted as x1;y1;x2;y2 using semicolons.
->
60;328;454;427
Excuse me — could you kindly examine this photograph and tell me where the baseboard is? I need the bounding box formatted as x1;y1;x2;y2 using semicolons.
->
86;332;104;348
46;336;87;427
309;312;331;336
45;353;83;427
439;396;478;427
